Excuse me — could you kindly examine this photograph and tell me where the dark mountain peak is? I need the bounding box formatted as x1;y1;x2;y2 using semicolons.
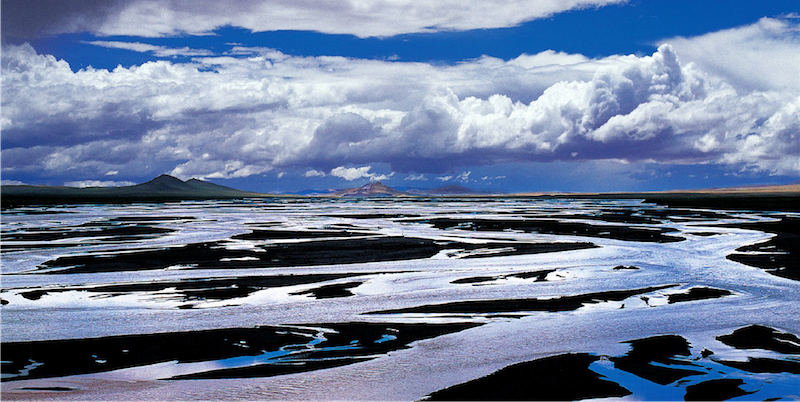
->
127;175;261;197
134;174;187;192
332;181;407;197
359;181;390;191
149;174;184;184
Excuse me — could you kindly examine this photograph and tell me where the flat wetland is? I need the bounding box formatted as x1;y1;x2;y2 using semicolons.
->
1;197;799;400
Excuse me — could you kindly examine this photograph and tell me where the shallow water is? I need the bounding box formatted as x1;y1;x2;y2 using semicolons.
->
1;198;798;400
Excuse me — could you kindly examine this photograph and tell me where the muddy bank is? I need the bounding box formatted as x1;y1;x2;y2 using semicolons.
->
290;281;363;299
716;324;800;354
427;353;631;401
610;335;704;385
451;269;555;285
665;287;732;304
724;217;800;281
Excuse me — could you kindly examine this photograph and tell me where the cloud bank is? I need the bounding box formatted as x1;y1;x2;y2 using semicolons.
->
2;18;799;183
2;0;626;39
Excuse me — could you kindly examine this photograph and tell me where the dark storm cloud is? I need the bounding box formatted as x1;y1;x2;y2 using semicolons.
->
1;0;128;39
1;0;628;39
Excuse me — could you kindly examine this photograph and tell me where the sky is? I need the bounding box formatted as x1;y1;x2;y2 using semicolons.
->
2;0;799;193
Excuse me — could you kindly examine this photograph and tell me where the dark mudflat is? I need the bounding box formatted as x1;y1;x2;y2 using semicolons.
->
38;237;596;274
665;287;732;304
1;224;173;242
611;335;705;385
458;243;597;259
426;353;631;401
719;357;800;374
507;269;556;280
684;378;753;401
716;325;800;354
18;387;76;392
323;214;420;219
451;269;555;284
231;229;364;240
723;217;800;280
1;322;479;382
13;273;370;303
368;285;676;315
416;217;684;243
451;276;499;284
105;216;198;222
290;281;363;299
640;193;800;212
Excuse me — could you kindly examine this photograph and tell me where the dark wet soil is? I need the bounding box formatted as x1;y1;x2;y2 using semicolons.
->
665;287;732;304
105;216;197;222
427;327;800;401
290;281;363;299
724;217;800;281
13;273;371;303
1;224;174;243
426;353;631;401
611;335;705;385
0;322;479;381
415;217;684;243
323;214;420;219
719;357;800;374
684;378;752;401
642;193;800;212
716;325;800;354
38;237;596;274
231;229;365;240
18;387;76;392
368;285;676;315
451;269;555;284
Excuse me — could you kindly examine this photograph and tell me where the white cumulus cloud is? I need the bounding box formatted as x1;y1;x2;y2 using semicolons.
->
304;169;326;178
3;17;800;182
329;166;392;181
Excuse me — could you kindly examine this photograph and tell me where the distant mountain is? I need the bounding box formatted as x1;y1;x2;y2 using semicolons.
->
331;181;408;197
127;175;260;198
1;175;265;206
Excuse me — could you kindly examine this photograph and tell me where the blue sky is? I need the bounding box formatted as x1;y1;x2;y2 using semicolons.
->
2;0;799;193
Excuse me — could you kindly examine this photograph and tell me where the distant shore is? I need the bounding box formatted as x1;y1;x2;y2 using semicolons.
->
3;175;799;211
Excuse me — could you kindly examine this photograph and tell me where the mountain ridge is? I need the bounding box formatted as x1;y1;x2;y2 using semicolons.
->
1;175;264;206
331;181;409;197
